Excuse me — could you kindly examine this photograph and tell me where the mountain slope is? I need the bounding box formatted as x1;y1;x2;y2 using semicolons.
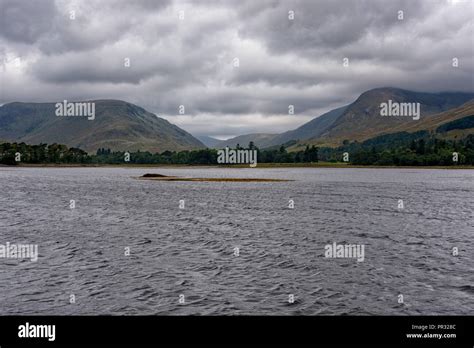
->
197;135;221;148
265;105;349;147
209;105;349;149
392;99;474;134
0;100;205;153
218;88;474;150
213;133;277;149
306;88;474;146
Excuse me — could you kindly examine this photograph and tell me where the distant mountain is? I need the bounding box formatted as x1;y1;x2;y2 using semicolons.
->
207;106;348;149
204;87;474;151
213;133;277;149
197;135;221;148
308;87;474;146
265;105;349;147
214;88;474;150
4;88;472;154
0;100;205;153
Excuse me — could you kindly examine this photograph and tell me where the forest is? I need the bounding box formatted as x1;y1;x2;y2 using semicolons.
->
1;133;473;166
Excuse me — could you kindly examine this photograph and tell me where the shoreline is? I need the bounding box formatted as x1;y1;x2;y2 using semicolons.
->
1;163;473;169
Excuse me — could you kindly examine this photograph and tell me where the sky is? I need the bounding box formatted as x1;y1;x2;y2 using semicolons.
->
1;0;473;139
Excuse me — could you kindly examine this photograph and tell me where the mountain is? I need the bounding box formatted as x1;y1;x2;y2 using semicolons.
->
265;105;349;147
197;135;221;148
294;88;474;147
213;133;277;149
0;100;205;153
214;88;474;150
4;89;472;154
207;105;348;149
355;99;474;146
395;99;474;136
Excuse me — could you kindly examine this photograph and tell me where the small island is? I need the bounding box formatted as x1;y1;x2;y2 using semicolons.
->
139;173;291;182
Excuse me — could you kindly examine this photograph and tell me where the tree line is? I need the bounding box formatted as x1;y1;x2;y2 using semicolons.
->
1;133;473;166
318;132;474;165
0;141;319;165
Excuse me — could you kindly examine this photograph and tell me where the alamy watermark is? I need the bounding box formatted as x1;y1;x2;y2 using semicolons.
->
0;242;38;262
18;322;55;342
55;100;95;120
217;147;257;167
324;242;365;262
380;100;420;120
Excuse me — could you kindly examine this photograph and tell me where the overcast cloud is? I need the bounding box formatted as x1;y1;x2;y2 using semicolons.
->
1;0;473;138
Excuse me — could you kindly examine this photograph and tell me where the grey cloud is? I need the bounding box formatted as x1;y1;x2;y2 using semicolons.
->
0;0;56;44
1;0;473;138
237;0;438;56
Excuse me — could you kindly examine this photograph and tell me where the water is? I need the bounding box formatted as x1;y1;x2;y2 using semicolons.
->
0;167;473;315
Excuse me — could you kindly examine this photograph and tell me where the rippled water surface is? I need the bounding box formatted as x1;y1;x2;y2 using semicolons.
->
0;167;473;315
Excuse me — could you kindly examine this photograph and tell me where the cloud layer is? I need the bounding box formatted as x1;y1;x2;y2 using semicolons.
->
1;0;473;138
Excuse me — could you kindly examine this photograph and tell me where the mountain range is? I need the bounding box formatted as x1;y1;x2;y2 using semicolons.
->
210;88;474;150
0;100;204;153
1;88;473;153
